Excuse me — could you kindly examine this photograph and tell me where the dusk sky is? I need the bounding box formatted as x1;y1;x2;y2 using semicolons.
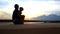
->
0;0;60;19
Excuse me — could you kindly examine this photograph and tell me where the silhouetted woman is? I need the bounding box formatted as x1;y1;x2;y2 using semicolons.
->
12;4;20;24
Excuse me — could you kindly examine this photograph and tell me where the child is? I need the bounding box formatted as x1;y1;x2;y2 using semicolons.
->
18;7;25;24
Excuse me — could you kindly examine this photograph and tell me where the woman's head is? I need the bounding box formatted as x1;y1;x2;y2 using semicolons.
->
14;4;19;9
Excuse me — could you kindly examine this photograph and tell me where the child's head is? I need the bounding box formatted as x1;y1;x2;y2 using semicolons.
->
19;7;24;11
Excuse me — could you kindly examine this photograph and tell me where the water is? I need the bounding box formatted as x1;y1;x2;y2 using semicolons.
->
24;22;44;24
0;22;44;25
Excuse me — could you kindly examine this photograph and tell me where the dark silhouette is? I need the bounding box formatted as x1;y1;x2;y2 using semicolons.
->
12;4;25;24
18;7;25;24
12;4;20;24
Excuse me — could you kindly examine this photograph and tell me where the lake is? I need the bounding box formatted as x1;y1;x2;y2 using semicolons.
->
0;22;44;25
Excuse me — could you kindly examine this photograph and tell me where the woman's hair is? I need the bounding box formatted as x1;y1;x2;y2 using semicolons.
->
20;7;24;11
14;4;19;9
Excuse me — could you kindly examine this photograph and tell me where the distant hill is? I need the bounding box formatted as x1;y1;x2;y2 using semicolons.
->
0;11;11;19
33;14;60;21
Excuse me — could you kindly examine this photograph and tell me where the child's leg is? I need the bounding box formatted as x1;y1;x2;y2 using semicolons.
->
20;15;25;24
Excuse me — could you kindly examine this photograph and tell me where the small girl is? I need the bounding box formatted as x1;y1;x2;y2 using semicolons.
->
18;7;25;24
18;7;23;16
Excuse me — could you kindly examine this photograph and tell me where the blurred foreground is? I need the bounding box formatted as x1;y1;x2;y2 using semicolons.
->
0;23;60;34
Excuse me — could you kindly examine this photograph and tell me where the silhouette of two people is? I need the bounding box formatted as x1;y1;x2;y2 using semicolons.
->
12;4;25;24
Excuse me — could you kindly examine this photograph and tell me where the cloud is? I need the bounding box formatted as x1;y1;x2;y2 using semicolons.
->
0;0;9;8
0;11;11;19
54;0;60;1
28;0;60;1
0;0;60;18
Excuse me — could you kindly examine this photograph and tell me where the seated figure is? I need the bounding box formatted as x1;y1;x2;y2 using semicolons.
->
12;4;20;24
18;7;25;24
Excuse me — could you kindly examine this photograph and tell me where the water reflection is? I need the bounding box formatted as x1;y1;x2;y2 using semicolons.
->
0;22;44;25
24;22;44;24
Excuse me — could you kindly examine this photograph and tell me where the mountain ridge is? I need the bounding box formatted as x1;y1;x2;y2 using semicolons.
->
32;14;60;21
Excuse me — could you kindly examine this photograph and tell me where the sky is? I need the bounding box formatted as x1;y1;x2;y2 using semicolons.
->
0;0;60;19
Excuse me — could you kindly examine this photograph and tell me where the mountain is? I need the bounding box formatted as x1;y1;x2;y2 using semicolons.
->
0;11;11;19
32;14;60;21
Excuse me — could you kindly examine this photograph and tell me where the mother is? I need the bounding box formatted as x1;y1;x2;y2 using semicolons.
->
12;4;20;24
